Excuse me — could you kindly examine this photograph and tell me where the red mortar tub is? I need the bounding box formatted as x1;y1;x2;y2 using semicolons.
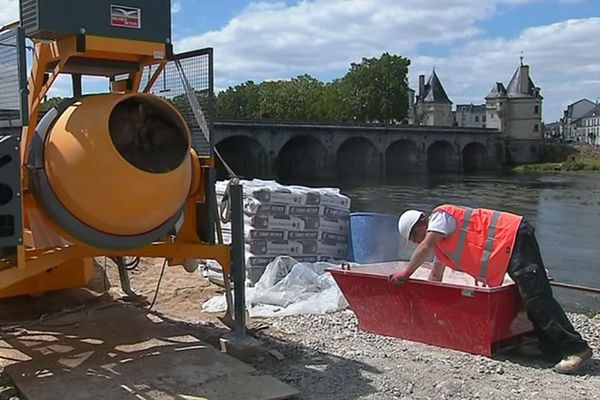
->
328;261;533;357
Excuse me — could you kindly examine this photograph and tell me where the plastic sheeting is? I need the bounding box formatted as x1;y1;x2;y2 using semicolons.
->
202;256;348;317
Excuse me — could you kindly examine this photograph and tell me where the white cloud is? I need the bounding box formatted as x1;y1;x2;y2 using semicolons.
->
173;0;595;121
0;0;18;27
171;1;182;14
0;0;592;121
174;0;534;88
410;17;600;121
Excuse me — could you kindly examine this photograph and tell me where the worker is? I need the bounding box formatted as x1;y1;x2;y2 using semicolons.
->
391;204;593;375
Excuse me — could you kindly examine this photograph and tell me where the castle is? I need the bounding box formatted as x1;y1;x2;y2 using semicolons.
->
411;60;543;143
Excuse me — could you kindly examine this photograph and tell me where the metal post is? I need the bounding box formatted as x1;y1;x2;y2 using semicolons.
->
207;47;214;158
16;27;29;126
230;181;247;341
72;74;82;98
115;256;135;297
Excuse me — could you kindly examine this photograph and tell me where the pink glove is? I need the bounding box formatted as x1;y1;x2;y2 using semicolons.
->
388;271;408;285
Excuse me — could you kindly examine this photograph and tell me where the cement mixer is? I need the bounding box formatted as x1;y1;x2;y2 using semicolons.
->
0;0;243;319
30;93;194;247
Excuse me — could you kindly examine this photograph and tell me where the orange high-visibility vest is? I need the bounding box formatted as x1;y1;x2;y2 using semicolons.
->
432;204;523;287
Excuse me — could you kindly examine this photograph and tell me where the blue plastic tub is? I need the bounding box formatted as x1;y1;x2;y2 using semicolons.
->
346;212;402;263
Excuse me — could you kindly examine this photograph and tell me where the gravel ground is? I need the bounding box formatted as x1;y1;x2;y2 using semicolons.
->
2;307;599;400
252;311;600;400
1;261;598;400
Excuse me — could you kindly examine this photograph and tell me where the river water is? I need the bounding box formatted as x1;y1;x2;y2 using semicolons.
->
295;173;600;313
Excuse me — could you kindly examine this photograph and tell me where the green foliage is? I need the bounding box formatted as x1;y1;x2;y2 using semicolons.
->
562;161;600;171
215;81;261;118
516;161;600;173
520;163;563;172
341;52;411;123
168;89;212;120
215;53;411;123
40;97;67;111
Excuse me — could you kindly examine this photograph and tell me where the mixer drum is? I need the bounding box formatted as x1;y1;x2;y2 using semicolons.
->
29;93;193;249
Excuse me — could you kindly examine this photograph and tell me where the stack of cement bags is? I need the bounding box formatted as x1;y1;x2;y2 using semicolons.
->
208;179;351;284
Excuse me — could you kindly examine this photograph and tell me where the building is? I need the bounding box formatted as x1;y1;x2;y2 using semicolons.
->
578;104;600;145
485;61;543;140
406;88;416;124
543;121;561;142
0;109;21;128
454;104;487;128
484;60;544;163
560;99;597;142
413;69;453;127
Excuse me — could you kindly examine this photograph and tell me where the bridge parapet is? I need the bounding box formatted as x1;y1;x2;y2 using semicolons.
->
213;119;506;180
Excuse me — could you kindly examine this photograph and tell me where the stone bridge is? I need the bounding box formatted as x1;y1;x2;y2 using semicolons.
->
212;119;506;180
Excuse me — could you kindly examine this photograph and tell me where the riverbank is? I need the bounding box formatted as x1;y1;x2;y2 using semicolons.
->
511;160;600;173
511;143;600;173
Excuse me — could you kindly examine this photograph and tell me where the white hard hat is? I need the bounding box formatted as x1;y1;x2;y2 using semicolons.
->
398;210;424;242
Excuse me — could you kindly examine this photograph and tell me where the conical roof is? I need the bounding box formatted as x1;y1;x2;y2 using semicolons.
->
422;70;452;104
506;65;536;98
485;82;507;99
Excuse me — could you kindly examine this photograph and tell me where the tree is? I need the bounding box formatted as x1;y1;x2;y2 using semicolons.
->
315;79;349;122
255;75;325;120
214;52;411;123
288;75;325;120
40;97;67;111
216;81;261;118
340;53;411;123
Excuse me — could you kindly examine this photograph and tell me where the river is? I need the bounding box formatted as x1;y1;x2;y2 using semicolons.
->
291;172;600;314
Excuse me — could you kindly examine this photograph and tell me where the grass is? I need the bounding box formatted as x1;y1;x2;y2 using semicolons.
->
511;160;600;173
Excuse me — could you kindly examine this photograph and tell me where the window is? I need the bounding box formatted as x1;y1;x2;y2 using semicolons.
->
482;115;487;122
475;116;479;122
534;124;539;132
534;105;539;114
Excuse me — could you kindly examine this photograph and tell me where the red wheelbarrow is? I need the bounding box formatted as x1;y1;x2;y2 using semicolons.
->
328;261;534;357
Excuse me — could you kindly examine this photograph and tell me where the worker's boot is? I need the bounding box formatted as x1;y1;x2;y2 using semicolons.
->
553;347;593;374
517;343;555;360
516;337;560;361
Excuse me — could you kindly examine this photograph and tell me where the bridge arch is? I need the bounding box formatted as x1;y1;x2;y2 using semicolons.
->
427;140;459;173
215;136;268;180
462;142;489;172
385;139;421;175
276;136;330;180
336;137;380;178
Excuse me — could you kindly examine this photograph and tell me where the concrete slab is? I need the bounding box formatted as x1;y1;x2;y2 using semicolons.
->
2;304;298;400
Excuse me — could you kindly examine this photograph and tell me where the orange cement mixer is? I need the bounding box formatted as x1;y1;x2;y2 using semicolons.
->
0;0;231;298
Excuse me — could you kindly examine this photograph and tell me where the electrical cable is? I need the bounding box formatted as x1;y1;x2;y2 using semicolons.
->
147;258;168;311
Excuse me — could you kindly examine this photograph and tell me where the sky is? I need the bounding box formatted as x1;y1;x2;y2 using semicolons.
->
1;0;599;122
